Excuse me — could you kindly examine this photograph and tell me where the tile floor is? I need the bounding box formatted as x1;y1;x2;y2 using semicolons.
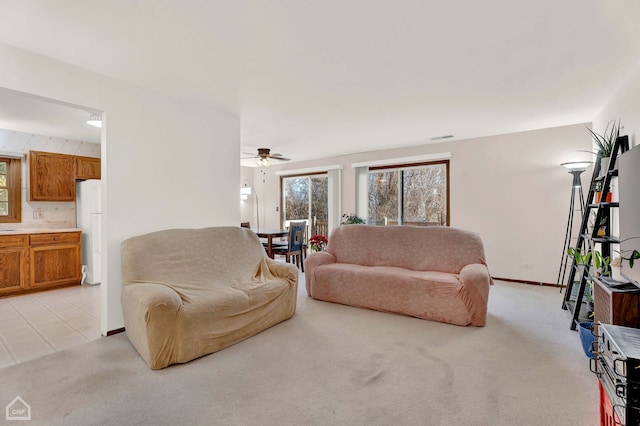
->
0;284;101;368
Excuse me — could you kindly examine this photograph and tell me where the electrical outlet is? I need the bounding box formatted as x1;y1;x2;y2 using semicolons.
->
33;210;44;219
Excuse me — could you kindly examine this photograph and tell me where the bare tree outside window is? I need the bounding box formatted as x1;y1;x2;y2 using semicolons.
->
311;177;328;226
367;161;448;226
367;171;399;225
284;177;309;221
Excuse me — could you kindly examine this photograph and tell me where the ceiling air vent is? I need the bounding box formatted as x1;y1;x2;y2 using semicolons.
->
430;135;454;141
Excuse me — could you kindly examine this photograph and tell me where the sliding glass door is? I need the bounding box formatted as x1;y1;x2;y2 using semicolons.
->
282;174;329;237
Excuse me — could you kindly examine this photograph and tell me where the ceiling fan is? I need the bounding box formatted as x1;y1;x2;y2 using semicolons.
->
242;148;290;167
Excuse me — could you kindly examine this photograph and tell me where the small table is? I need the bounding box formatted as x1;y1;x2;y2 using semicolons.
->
255;229;288;258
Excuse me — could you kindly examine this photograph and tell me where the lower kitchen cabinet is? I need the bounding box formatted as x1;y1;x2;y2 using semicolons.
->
0;235;27;296
30;232;82;289
0;231;81;297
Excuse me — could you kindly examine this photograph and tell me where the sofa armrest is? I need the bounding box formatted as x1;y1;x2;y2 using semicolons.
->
264;257;299;284
459;263;492;326
121;282;182;369
304;251;337;295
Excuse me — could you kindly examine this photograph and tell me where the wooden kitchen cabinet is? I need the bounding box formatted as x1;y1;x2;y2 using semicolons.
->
0;231;81;297
29;232;82;289
0;235;27;296
75;155;101;180
29;151;76;201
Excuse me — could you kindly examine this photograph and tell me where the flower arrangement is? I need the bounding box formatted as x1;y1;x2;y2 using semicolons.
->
309;235;328;252
341;213;365;225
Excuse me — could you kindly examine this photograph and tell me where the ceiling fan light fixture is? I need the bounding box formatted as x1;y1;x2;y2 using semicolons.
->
87;113;102;128
257;157;270;168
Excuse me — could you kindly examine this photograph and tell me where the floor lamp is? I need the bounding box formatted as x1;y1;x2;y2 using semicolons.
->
557;161;592;287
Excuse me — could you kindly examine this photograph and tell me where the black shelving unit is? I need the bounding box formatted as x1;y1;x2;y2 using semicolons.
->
562;135;629;330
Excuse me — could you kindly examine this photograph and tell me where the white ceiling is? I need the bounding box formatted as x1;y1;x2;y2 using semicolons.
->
0;88;101;143
0;1;639;164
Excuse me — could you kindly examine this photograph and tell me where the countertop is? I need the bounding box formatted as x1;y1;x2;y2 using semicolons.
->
0;228;81;236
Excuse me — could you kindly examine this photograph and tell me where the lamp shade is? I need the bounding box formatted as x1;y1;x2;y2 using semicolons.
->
561;161;591;171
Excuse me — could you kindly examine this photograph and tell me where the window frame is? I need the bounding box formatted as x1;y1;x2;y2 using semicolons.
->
0;156;22;223
368;159;450;226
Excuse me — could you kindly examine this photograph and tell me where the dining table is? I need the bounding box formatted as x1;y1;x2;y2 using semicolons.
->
255;228;289;258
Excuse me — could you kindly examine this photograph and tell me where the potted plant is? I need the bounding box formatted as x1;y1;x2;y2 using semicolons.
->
596;218;607;237
593;181;603;203
341;213;366;225
586;120;620;178
567;247;591;268
309;235;328;252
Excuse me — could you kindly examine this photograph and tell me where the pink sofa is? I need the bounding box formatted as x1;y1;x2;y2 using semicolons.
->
304;225;492;326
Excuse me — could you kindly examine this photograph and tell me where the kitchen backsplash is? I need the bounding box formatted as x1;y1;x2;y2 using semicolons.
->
0;128;101;230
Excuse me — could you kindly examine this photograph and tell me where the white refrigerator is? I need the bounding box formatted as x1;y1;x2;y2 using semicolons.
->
76;179;101;285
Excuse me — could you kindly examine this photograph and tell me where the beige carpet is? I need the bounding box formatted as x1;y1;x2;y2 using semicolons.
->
0;278;597;426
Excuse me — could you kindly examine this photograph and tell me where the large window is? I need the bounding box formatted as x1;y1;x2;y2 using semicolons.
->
281;174;329;237
0;157;22;223
367;161;449;226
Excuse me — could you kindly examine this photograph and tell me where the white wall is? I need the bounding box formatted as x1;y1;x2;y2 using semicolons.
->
594;57;640;148
0;128;100;229
0;43;240;334
255;124;592;284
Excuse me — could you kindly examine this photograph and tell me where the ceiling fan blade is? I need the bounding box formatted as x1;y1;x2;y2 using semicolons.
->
271;156;290;161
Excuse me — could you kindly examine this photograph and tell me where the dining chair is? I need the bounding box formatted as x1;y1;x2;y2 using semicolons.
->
273;221;306;272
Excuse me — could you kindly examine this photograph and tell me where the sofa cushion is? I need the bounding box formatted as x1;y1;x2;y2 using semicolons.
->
312;263;474;326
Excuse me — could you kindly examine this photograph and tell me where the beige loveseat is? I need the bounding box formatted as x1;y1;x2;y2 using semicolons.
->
120;227;298;369
304;225;491;326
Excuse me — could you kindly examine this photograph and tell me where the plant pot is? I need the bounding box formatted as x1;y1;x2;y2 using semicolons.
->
578;321;596;359
605;192;612;203
597;226;607;237
598;156;611;178
595;192;602;203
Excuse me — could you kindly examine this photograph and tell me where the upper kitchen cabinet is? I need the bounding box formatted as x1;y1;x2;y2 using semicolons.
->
29;151;76;201
75;155;101;180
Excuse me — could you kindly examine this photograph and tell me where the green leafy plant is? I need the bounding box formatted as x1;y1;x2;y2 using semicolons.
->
341;213;365;225
586;120;620;158
567;247;611;276
614;237;640;270
567;247;591;265
618;249;640;269
592;251;611;277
